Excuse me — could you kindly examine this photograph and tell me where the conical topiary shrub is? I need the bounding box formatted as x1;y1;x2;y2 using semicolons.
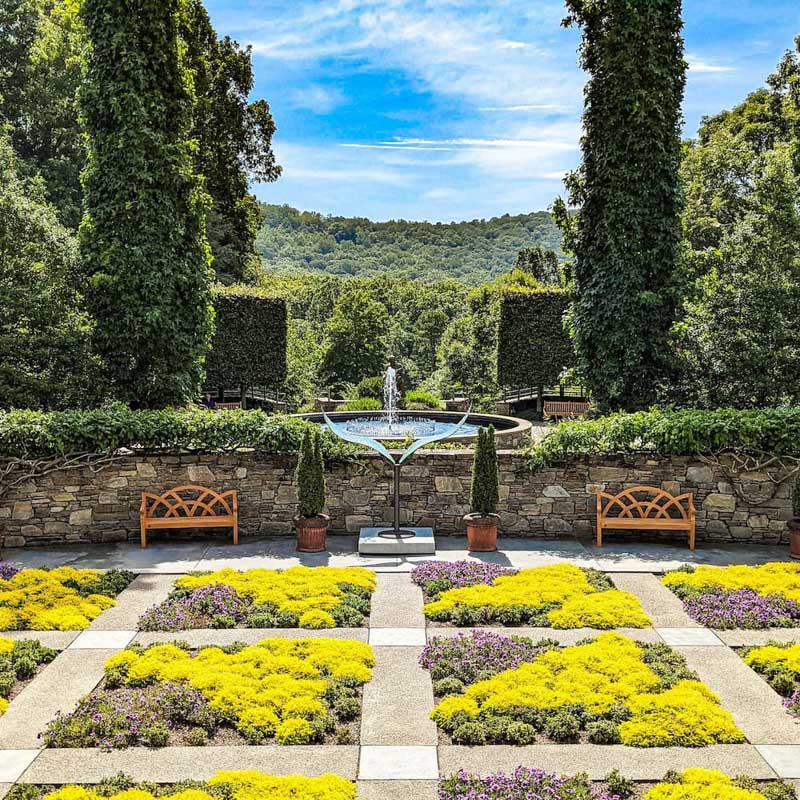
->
294;428;328;552
465;425;500;552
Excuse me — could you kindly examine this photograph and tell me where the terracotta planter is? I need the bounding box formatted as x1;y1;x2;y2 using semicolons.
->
464;513;500;552
294;514;329;553
789;518;800;560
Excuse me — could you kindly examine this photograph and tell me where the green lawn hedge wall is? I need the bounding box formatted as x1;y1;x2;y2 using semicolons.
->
497;288;574;390
205;286;288;390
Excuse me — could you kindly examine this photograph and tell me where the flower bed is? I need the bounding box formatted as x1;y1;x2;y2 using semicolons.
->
742;642;800;718
5;770;355;800
0;636;56;715
138;567;375;631
0;567;135;630
663;563;800;629
43;638;374;748
417;562;651;628
425;631;742;746
439;767;796;800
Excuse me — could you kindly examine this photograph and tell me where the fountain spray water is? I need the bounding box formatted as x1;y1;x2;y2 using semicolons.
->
383;363;399;431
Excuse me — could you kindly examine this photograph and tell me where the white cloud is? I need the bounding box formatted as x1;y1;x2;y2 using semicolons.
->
289;84;346;113
687;55;737;74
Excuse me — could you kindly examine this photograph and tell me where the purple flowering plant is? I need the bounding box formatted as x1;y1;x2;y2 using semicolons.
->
683;589;800;629
138;584;248;632
411;560;516;597
438;767;621;800
784;688;800;717
420;630;556;685
43;682;215;750
0;562;20;581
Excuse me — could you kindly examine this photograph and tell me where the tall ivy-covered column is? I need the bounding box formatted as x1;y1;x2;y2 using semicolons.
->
560;0;687;411
79;0;214;406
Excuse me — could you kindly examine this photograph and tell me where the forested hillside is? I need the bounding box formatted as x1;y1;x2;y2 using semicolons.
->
256;204;563;284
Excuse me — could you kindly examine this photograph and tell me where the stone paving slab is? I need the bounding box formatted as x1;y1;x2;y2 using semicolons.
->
356;781;438;799
0;784;11;800
678;646;800;745
438;744;777;779
369;574;426;628
18;747;360;783
609;572;699;628
657;627;722;646
0;632;78;649
369;628;426;646
69;630;135;650
0;752;39;783
716;629;800;647
90;574;176;630
359;746;438;780
133;628;369;647
425;627;663;644
755;746;800;778
360;647;437;746
0;649;111;749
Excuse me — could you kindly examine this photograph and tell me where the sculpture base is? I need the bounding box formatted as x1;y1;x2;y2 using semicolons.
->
358;527;435;555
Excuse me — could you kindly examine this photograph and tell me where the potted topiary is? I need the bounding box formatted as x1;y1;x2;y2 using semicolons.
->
464;426;500;552
789;473;800;559
294;429;328;552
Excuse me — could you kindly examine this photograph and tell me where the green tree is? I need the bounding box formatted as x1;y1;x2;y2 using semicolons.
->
559;0;687;411
469;426;499;516
513;246;561;285
674;144;800;407
79;0;214;407
0;133;95;408
295;428;325;518
320;288;389;389
181;1;281;282
0;0;85;228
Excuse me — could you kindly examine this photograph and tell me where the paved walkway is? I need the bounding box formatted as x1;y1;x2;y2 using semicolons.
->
0;540;799;799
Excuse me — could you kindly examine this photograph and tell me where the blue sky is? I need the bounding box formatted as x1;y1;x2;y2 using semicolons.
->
206;0;800;222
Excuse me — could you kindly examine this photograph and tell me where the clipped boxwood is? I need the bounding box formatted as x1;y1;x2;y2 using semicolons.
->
497;288;574;390
205;286;288;390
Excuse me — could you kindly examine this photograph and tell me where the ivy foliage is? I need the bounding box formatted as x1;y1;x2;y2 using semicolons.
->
525;408;800;470
0;406;356;459
295;429;326;518
469;426;499;516
204;286;288;391
79;0;214;408
496;288;574;390
560;0;687;411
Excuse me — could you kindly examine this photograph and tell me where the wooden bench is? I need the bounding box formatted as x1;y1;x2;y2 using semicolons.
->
596;485;695;550
216;401;242;411
140;485;238;549
544;400;590;419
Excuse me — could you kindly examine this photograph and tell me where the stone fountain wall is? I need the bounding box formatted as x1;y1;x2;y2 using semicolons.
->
0;451;792;548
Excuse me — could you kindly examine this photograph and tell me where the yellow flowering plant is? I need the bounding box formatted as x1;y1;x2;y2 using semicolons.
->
46;638;375;748
742;641;800;716
429;632;743;747
26;771;355;800
139;567;376;631
643;768;783;800
663;562;800;602
423;564;651;628
0;567;133;631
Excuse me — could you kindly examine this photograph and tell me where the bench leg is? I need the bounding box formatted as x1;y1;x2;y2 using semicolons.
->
596;520;602;548
140;520;147;549
689;523;696;551
233;520;239;546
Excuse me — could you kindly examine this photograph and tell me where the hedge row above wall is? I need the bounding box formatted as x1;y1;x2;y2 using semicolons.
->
497;288;574;390
205;286;288;390
0;407;355;459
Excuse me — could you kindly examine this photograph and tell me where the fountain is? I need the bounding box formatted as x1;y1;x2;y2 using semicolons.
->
323;362;472;555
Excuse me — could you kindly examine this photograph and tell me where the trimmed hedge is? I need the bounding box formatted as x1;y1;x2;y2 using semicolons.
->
0;407;354;459
497;288;574;389
205;286;287;389
526;407;800;470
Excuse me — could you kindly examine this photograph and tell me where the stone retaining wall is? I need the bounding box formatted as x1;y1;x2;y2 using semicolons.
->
0;451;792;547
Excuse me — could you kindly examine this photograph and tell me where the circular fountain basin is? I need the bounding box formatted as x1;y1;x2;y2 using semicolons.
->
297;410;532;448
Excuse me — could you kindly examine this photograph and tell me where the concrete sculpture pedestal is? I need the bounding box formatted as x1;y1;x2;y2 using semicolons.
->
358;527;435;555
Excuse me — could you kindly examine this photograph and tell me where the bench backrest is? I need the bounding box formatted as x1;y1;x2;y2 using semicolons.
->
544;400;589;416
141;485;237;520
597;485;694;521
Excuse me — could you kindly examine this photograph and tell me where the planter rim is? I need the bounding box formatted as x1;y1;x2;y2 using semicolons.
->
293;514;330;529
463;512;500;527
